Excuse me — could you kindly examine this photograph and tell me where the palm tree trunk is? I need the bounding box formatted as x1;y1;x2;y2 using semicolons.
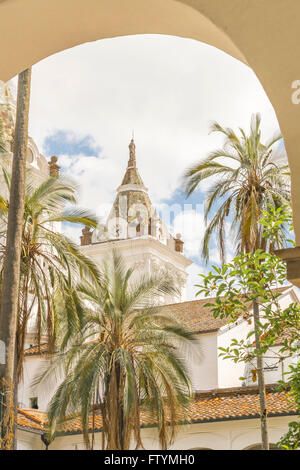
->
0;68;31;450
253;298;269;450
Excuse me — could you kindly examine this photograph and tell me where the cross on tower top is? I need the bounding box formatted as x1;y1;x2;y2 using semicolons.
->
128;137;136;168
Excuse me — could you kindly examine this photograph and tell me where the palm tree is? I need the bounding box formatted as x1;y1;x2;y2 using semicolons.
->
0;114;7;153
38;252;196;450
184;113;290;262
0;169;100;380
0;69;32;450
183;114;291;451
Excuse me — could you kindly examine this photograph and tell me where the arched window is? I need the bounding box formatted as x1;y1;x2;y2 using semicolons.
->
244;443;281;450
148;218;152;236
188;447;213;450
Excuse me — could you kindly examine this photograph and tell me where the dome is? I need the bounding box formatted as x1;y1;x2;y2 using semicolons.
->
0;81;16;151
0;82;50;179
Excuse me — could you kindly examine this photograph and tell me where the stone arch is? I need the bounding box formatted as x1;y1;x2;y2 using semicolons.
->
0;0;247;81
1;0;300;243
188;447;213;450
244;443;281;450
231;418;291;450
171;430;226;450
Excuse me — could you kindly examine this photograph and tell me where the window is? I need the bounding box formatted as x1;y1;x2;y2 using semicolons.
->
263;364;278;372
148;218;153;235
27;148;34;163
30;397;38;409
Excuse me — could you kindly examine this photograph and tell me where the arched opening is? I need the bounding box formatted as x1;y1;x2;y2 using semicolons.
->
189;447;213;450
1;0;300;252
0;0;247;81
1;31;288;299
244;443;281;451
2;2;299;450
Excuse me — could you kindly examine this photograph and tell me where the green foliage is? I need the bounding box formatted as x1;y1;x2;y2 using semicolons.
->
183;113;290;262
197;250;299;363
0;168;100;378
197;204;300;448
36;252;197;450
277;362;300;450
0;115;7;153
278;422;300;450
260;205;300;448
260;204;295;249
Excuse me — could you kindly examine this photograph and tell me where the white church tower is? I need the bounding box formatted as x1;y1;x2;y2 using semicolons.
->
80;138;192;304
0;81;52;186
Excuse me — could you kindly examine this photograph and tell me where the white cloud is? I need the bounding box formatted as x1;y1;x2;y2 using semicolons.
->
208;221;236;265
57;152;120;218
185;262;210;301
209;247;234;266
61;222;82;244
15;35;280;213
9;34;283;292
172;208;204;259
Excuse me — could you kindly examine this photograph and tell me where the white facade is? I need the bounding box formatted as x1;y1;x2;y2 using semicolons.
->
217;288;299;389
17;416;294;451
81;237;192;304
18;356;51;411
0;82;50;189
188;333;218;391
19;288;299;409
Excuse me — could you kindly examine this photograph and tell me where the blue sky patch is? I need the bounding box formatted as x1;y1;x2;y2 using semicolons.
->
43;130;101;157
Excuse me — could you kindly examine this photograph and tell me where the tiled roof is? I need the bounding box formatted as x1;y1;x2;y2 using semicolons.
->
17;385;296;436
23;299;227;359
23;287;293;359
17;409;46;433
160;286;291;334
23;298;228;357
159;297;230;333
191;386;296;423
24;343;50;357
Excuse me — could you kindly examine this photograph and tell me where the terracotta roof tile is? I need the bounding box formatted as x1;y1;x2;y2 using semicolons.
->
24;343;50;357
160;286;291;334
17;409;45;432
190;388;296;423
17;386;296;435
159;297;229;333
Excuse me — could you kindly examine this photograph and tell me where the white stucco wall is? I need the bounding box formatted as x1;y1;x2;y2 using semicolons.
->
18;356;56;411
188;333;218;391
217;289;299;389
244;344;297;387
17;430;43;450
28;415;293;450
217;318;253;389
17;288;299;450
81;237;191;304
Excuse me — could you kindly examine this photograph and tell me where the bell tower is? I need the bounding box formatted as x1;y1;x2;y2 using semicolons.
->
80;138;192;303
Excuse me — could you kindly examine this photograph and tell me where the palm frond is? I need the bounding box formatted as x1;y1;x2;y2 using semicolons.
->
37;250;197;450
182;113;290;260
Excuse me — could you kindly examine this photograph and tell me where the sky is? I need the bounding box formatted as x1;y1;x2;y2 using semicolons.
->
9;34;283;300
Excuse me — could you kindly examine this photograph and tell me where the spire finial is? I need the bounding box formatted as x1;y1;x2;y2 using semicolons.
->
128;134;136;167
